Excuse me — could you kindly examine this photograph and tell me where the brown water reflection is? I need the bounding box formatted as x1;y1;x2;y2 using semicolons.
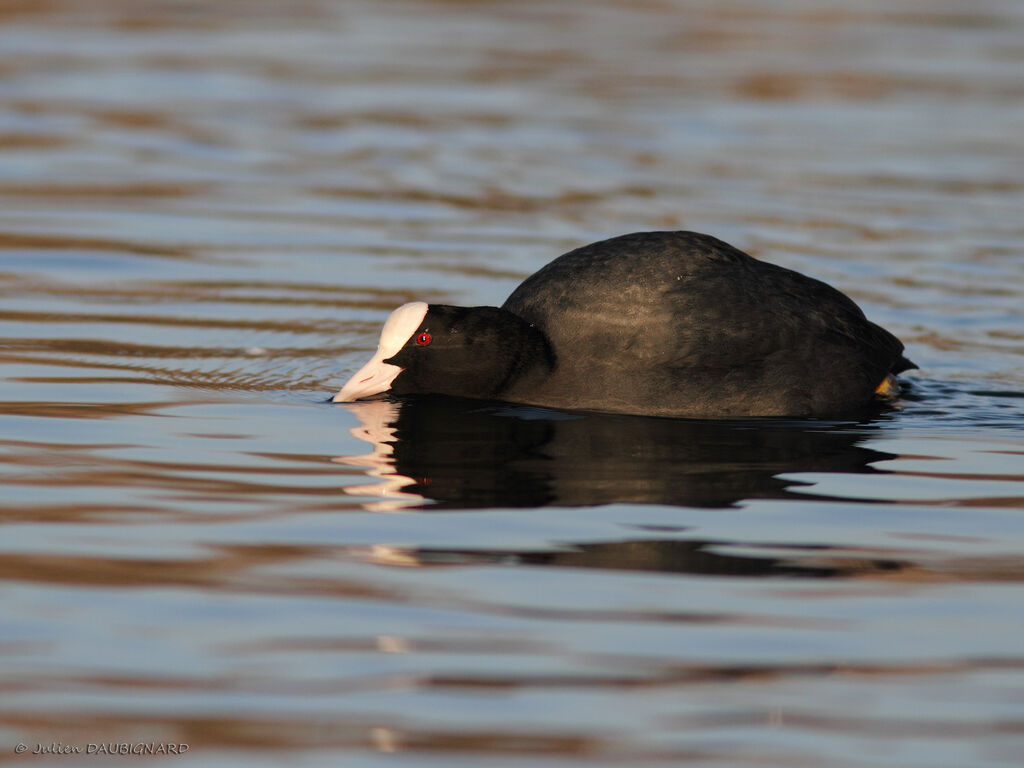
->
1;0;1024;766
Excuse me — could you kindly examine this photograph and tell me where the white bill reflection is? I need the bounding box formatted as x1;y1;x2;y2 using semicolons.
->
332;400;424;512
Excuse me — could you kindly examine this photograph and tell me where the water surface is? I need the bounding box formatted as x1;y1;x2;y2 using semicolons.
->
1;1;1023;766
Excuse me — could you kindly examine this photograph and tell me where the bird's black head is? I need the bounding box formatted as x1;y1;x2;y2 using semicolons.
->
333;302;554;403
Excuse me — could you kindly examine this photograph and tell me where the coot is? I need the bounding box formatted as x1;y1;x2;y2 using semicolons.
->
334;231;915;418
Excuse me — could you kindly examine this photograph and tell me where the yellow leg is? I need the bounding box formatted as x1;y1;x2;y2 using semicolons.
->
874;374;900;399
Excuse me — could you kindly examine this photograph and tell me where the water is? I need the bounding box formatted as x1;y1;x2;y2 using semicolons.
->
1;0;1023;766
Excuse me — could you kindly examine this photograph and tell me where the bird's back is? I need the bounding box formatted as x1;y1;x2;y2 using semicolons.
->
502;231;909;418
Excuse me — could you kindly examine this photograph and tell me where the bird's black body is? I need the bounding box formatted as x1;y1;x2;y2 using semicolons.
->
501;231;913;417
350;231;915;419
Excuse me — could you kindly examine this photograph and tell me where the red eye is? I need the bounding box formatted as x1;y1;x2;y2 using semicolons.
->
416;332;431;346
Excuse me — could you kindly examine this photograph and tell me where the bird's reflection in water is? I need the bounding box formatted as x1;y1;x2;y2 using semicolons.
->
334;396;901;578
337;395;895;510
